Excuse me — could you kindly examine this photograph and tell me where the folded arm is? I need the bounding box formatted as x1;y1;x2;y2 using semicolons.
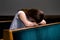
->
18;11;38;27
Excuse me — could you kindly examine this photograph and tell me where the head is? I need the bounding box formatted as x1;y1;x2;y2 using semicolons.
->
27;9;45;23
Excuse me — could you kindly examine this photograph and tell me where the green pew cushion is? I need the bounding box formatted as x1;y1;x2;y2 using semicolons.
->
12;24;60;40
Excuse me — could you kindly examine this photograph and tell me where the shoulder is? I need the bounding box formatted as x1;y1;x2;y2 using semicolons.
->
18;11;25;14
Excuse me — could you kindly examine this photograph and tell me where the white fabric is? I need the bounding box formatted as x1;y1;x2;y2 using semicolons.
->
10;11;25;30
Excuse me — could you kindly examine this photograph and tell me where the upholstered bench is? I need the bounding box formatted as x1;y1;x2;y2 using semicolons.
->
3;22;60;40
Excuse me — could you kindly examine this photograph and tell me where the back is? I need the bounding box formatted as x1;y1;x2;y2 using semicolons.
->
10;13;25;30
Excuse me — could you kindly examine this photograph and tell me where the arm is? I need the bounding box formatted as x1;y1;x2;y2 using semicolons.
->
18;11;38;27
18;11;28;24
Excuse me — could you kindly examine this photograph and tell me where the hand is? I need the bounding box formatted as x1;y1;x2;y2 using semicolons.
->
38;20;46;25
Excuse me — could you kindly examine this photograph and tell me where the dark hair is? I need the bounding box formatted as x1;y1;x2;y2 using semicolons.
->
27;9;44;23
20;8;45;23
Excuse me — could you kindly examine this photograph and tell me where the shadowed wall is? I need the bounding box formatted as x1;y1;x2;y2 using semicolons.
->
0;0;60;16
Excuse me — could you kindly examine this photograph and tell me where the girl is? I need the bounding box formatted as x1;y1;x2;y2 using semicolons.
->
10;9;46;30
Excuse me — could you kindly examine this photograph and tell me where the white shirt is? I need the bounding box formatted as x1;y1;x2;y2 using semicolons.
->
10;11;25;30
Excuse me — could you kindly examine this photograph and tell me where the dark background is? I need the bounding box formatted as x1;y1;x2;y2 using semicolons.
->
0;0;60;16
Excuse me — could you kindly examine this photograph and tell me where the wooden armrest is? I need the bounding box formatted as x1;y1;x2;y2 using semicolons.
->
3;30;13;40
0;20;12;23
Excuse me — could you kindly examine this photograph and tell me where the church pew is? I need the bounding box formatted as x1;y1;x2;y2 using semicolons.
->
3;22;60;40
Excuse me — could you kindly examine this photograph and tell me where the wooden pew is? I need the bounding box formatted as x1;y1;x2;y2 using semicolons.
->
0;20;12;39
3;22;60;40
